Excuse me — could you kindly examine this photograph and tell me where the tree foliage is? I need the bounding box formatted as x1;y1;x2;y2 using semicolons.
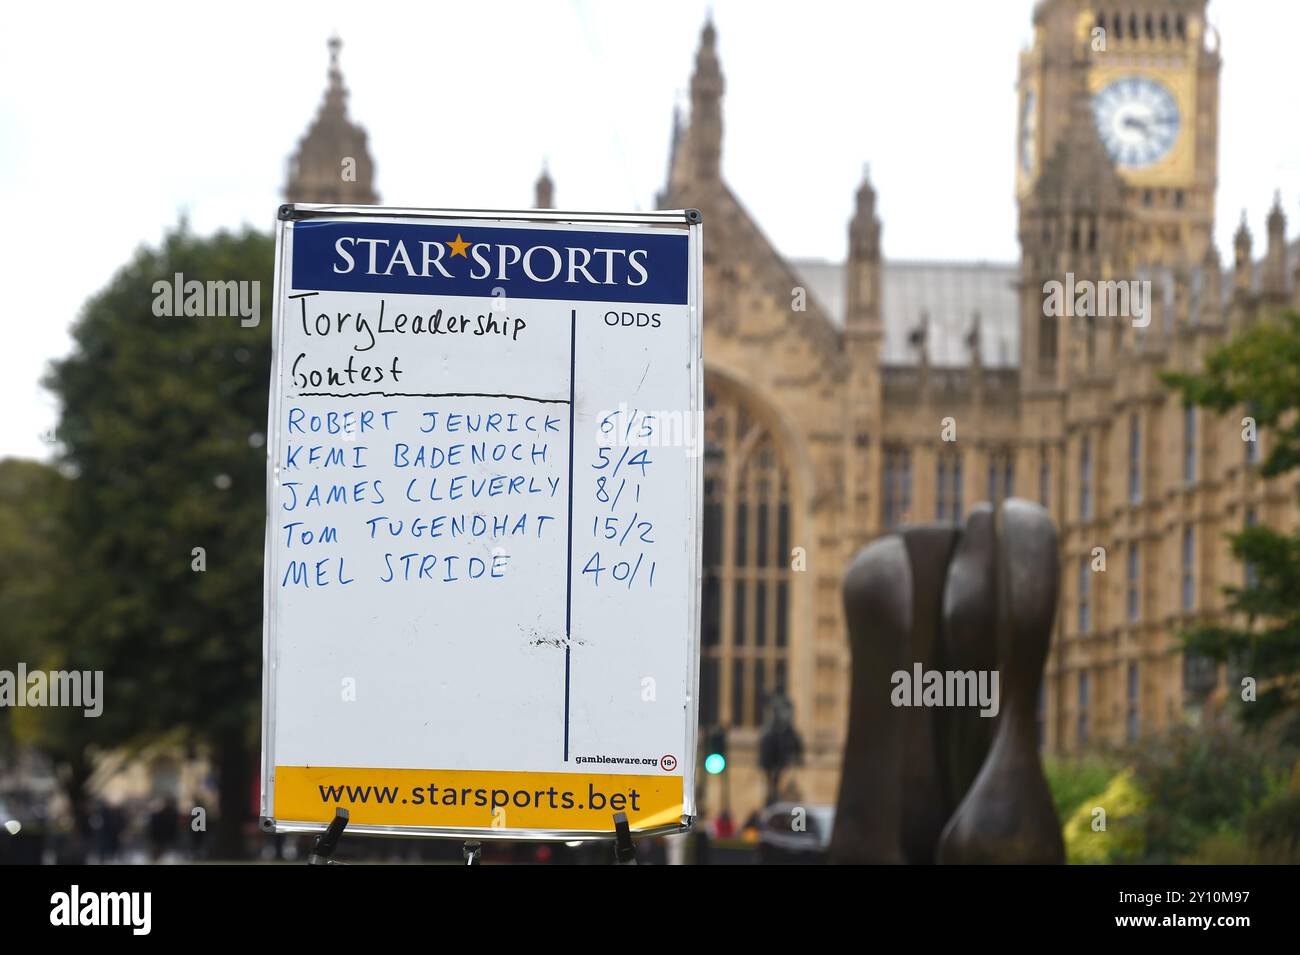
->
41;223;274;853
1132;725;1280;862
0;458;73;755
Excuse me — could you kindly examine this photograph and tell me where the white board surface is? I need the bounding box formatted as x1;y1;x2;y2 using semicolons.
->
261;206;702;839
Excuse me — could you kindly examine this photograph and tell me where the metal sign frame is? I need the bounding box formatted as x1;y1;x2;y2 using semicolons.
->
259;203;703;842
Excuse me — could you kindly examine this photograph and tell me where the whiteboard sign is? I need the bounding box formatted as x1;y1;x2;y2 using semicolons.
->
260;205;703;840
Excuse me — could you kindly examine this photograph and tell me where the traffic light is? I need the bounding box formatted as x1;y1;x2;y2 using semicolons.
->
704;726;727;775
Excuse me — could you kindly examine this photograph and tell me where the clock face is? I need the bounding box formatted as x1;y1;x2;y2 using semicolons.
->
1020;88;1037;174
1092;75;1180;168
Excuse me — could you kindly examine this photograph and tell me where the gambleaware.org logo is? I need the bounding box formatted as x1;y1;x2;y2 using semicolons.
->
50;886;151;936
0;664;102;718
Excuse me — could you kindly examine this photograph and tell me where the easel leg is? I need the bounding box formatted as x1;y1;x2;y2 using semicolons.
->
612;811;637;865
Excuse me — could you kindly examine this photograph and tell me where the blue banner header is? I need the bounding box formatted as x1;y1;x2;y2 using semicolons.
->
290;220;689;305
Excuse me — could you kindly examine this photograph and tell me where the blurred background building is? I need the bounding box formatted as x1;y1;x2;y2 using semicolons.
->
284;0;1299;825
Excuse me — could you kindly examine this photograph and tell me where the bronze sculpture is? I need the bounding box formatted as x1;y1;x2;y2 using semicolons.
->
829;498;1064;864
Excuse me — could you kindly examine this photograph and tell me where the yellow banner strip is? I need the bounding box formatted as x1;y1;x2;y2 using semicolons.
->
274;765;685;832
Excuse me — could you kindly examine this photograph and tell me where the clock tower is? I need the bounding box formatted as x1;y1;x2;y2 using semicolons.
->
1016;0;1220;266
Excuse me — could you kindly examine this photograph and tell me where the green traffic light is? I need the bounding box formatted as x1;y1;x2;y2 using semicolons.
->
705;753;726;774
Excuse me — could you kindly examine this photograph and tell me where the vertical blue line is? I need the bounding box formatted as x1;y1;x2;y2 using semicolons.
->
564;308;576;761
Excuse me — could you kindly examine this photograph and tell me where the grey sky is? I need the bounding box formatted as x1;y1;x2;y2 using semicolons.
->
1;0;1296;459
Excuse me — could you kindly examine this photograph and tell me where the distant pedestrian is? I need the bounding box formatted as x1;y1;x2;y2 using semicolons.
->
714;810;735;839
148;798;179;861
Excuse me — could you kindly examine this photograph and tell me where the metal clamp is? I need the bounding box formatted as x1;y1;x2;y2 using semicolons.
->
306;807;349;865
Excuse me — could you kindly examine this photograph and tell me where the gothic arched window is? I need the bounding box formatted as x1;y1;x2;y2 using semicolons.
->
699;377;795;730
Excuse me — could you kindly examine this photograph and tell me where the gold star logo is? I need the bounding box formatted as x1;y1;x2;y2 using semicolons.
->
448;233;470;257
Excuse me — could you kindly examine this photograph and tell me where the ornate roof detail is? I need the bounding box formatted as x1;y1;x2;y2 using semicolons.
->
285;36;378;205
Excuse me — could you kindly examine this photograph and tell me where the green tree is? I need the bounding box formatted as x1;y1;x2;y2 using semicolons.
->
44;222;273;857
0;456;119;848
1132;724;1279;862
1162;311;1300;741
0;458;72;757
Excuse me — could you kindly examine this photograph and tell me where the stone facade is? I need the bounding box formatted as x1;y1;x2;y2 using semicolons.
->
286;4;1300;824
